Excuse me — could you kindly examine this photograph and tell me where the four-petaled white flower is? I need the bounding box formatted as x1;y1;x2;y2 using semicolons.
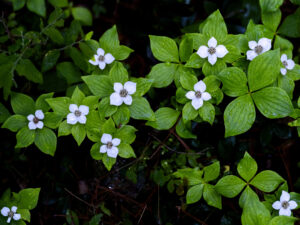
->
185;80;212;110
280;54;295;75
110;81;136;106
67;104;89;125
1;206;21;223
197;37;228;65
89;48;115;70
100;133;121;158
246;38;271;61
272;190;297;216
27;110;44;130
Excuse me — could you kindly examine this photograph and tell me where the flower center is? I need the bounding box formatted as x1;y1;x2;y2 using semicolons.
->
120;89;128;97
8;211;14;218
282;201;290;209
107;142;113;149
98;55;105;62
254;45;263;54
208;47;216;55
283;61;288;67
33;117;39;124
195;91;202;98
74;110;81;117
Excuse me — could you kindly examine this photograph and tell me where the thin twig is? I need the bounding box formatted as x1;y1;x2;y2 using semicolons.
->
64;188;95;208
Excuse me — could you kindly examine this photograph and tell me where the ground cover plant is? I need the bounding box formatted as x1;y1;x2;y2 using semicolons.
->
0;0;300;224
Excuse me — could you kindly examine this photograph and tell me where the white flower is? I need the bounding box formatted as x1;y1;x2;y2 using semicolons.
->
67;104;89;125
110;81;136;106
1;206;21;223
197;37;228;65
280;54;295;75
185;80;211;110
246;38;271;61
27;110;44;130
100;133;121;158
272;190;297;216
88;48;115;70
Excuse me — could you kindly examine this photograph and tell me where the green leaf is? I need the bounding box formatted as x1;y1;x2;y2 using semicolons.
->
237;152;258;182
278;8;300;38
43;27;64;44
18;188;40;210
35;93;54;112
248;49;280;92
68;47;89;72
147;63;177;88
250;170;284;192
48;0;68;7
27;0;46;17
269;216;298;225
46;97;71;116
202;10;227;42
89;214;103;225
179;37;193;62
173;168;203;185
202;60;227;76
71;7;92;26
112;105;130;126
182;102;198;124
101;118;116;135
130;78;152;97
86;110;103;142
118;143;136;158
274;36;293;56
90;143;102;160
109;62;128;84
179;67;198;90
146;107;180;130
215;175;246;198
58;120;72;136
12;0;26;11
203;184;222;209
128;97;155;121
114;125;137;144
71;124;86;146
204;161;220;182
11;92;35;116
278;75;295;99
252;87;293;119
82;75;113;97
149;35;179;62
0;103;11;124
185;53;205;68
186;184;204;204
175;119;196;139
99;25;119;52
224;94;256;137
239;186;259;208
82;96;99;109
18;209;30;222
34;128;57;156
16;59;43;84
98;97;117;118
71;86;85;105
16;127;35;148
218;67;248;97
113;45;134;61
241;198;271;225
261;9;281;32
260;0;283;12
245;20;274;41
2;115;27;132
43;112;63;129
57;62;81;85
102;154;116;171
198;102;215;125
66;210;79;225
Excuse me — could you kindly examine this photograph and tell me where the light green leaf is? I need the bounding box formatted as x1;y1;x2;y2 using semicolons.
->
261;9;281;32
18;188;40;210
182;102;198;124
147;63;178;88
185;53;205;68
48;0;68;7
71;7;92;26
204;161;220;182
278;75;295;99
237;152;258;182
35;93;54;112
186;184;204;204
179;67;198;90
112;105;130;126
46;97;71;116
269;216;298;225
198;102;215;125
71;124;86;146
118;143;136;158
113;45;134;61
11;92;35;116
175;119;196;139
128;96;155;121
241;198;271;225
173;168;203;186
16;59;43;84
130;78;152;97
203;184;222;209
12;0;26;11
146;107;180;130
149;35;179;62
260;0;283;12
71;86;85;105
16;127;35;148
43;112;63;129
2;115;27;132
99;25;119;52
109;62;128;84
98;97;117;118
202;60;226;76
102;154;116;171
82;75;113;97
179;37;193;62
250;170;284;192
58;120;72;136
27;0;46;17
216;175;246;198
34;128;57;156
90;143;102;160
239;186;259;208
114;125;137;144
101;118;116;135
202;10;227;42
279;8;300;37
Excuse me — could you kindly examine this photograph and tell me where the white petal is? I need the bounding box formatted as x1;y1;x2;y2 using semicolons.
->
79;105;89;115
208;54;217;65
35;110;44;120
100;145;107;153
77;115;87;124
248;41;257;50
110;92;123;106
281;54;287;62
97;48;105;56
124;81;136;95
13;214;21;221
114;83;123;92
258;38;271;52
89;59;98;65
272;201;281;210
215;45;228;58
279;208;291;216
36;121;44;129
280;68;287;75
208;37;217;48
107;146;119;158
194;80;206;93
104;53;115;64
98;62;106;70
7;217;11;223
288;200;298;210
191;98;203;110
69;104;78;113
28;121;37;130
112;138;121;146
1;207;10;216
286;59;295;70
185;91;195;100
246;50;257;61
27;114;34;121
280;191;290;202
101;133;112;144
123;95;133;105
197;46;208;58
201;92;211;101
67;113;77;125
11;207;17;213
